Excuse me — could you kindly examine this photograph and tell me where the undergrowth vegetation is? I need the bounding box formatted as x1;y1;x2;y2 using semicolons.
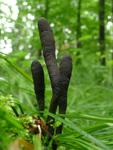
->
1;50;113;150
0;0;113;150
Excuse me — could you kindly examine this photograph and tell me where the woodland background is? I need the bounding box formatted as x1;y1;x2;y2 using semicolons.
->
0;0;113;150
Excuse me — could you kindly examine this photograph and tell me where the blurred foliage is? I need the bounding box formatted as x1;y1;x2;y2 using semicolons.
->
0;0;113;150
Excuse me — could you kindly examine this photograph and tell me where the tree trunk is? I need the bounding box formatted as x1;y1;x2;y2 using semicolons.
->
76;0;82;48
44;0;49;19
111;0;113;77
76;0;82;64
99;0;106;65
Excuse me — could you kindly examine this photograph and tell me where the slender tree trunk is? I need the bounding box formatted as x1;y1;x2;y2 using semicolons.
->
111;0;113;77
99;0;106;65
44;0;49;19
76;0;82;64
77;0;82;48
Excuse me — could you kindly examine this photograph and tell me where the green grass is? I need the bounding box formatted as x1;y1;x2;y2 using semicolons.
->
0;51;113;150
